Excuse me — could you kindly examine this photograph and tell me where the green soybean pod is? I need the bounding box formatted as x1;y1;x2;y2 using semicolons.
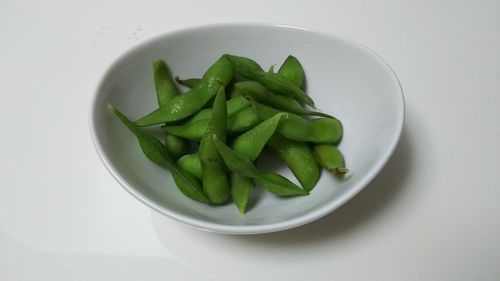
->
227;106;261;133
267;134;320;191
251;100;343;144
199;86;230;204
277;55;305;89
232;113;285;161
258;72;314;107
234;81;332;118
175;76;201;89
313;144;349;175
214;140;308;196
231;173;254;214
109;105;209;203
163;119;209;141
153;60;179;105
177;153;202;180
135;56;234;126
230;113;284;213
223;54;266;80
153;60;189;159
164;134;189;160
186;96;250;124
224;54;314;107
163;106;260;140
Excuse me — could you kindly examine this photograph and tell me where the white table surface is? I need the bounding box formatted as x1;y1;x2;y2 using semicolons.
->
1;0;500;280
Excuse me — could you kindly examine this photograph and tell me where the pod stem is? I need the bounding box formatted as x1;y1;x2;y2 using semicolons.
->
329;167;349;175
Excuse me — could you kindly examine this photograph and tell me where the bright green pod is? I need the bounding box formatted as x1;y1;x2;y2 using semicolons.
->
231;173;254;214
177;153;202;180
312;144;349;175
175;76;201;89
109;105;209;203
153;60;179;105
153;59;189;159
230;113;283;213
277;55;305;89
224;54;314;107
163;119;210;141
232;113;284;161
227;106;261;133
234;81;332;118
223;54;266;81
135;56;234;126
258;72;314;107
251;101;343;144
164;134;189;160
186;96;250;124
199;87;230;204
267;134;320;191
214;140;308;197
163;106;260;141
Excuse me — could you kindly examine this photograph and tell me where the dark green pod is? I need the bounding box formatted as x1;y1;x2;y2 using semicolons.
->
199;87;230;204
109;105;209;203
234;81;332;118
224;54;315;107
136;56;234;126
214;140;308;197
267;134;320;191
251;101;343;144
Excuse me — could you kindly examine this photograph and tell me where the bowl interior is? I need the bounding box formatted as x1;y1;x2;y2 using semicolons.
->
91;24;404;234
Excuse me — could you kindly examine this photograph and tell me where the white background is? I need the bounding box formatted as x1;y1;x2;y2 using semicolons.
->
1;0;499;280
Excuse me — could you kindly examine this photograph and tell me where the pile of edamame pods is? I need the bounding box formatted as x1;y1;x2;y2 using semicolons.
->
109;54;348;214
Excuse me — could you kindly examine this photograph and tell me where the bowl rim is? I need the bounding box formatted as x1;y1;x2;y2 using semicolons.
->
89;22;405;234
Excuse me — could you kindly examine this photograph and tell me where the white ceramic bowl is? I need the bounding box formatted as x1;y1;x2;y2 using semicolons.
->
90;23;404;234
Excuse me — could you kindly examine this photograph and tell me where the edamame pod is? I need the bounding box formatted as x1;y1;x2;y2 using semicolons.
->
177;153;202;180
230;113;284;213
186;96;250;124
214;140;308;196
109;105;209;203
277;55;305;89
251;101;343;144
231;173;254;214
163;106;260;140
223;54;265;80
153;59;189;159
163;119;209;141
224;54;315;107
153;60;180;105
313;144;349;175
267;134;320;191
234;81;332;118
136;56;234;126
164;134;189;160
226;106;260;133
175;77;201;89
199;87;230;204
259;72;314;107
232;113;285;161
